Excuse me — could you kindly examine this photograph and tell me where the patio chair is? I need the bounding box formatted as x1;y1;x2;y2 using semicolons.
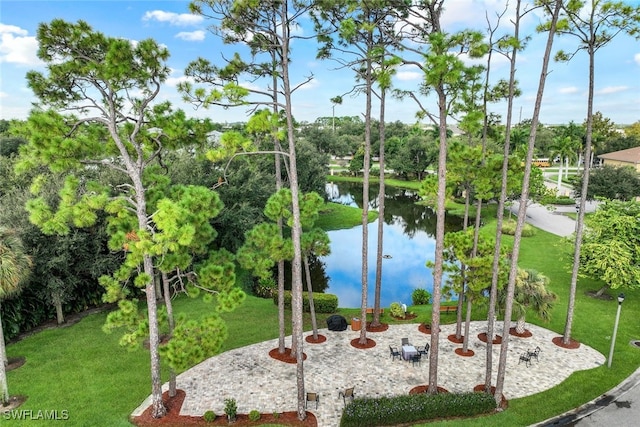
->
305;392;319;409
518;352;531;368
528;346;541;363
411;353;422;366
389;345;401;361
401;337;410;346
338;387;355;405
417;343;430;356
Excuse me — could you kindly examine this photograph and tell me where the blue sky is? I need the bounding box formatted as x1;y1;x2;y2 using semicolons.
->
1;0;639;126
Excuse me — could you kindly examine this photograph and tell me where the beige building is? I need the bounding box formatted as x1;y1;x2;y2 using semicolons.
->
597;147;640;172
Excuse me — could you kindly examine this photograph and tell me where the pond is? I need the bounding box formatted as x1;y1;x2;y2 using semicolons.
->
321;181;464;308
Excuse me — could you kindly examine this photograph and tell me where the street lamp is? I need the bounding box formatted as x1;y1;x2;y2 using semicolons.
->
607;293;625;368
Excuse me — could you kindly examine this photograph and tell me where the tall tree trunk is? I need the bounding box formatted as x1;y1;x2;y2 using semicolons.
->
161;272;176;398
516;317;526;335
143;253;165;418
455;190;472;339
132;172;165;418
462;198;484;348
428;87;449;394
359;25;374;345
461;297;473;353
564;27;596;346
304;256;319;340
485;0;520;393
494;0;561;406
279;5;305;419
372;88;387;328
272;49;287;356
53;292;65;325
0;308;7;405
0;304;6;365
557;159;563;190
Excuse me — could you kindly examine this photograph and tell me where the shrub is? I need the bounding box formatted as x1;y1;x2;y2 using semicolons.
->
389;302;404;319
541;195;575;205
275;291;338;313
412;289;431;305
248;409;261;422
339;392;496;427
273;411;280;419
501;219;535;237
203;410;216;423
253;277;276;298
224;398;237;421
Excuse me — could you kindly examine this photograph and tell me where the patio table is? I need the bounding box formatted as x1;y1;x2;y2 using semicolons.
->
402;345;417;361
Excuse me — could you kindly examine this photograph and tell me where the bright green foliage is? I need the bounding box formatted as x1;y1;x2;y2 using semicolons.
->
508;269;557;323
579;200;640;293
438;229;509;300
237;223;292;279
389;302;404;319
203;410;216;422
238;189;326;278
17;19;245;386
224;398;237;420
574;165;640;201
274;291;338;313
0;228;33;404
248;410;261;422
160;314;228;372
412;288;431;305
339;392;496;427
0;228;33;300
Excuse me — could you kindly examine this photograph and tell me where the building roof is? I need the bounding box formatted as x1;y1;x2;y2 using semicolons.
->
597;146;640;165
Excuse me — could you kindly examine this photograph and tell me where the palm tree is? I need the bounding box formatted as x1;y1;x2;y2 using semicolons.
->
549;135;580;190
498;269;557;334
0;228;33;405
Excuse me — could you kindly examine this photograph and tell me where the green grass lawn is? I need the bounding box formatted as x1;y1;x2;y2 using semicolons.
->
6;201;640;426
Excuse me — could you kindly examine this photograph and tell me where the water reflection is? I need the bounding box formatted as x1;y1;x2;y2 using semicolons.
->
322;182;463;308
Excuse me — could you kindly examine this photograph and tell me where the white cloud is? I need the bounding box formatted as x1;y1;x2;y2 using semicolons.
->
396;71;422;81
175;30;205;42
0;91;7;98
635;53;640;66
165;74;194;87
0;25;41;65
597;86;628;95
0;24;27;36
142;10;204;26
559;86;579;95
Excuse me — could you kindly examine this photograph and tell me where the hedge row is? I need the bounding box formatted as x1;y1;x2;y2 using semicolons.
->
340;392;497;427
273;291;338;313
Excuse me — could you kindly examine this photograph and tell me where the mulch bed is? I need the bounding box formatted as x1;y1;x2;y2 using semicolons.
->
509;328;533;338
552;336;581;349
409;385;449;394
366;322;389;332
350;337;376;349
268;348;307;363
305;334;327;344
448;334;464;344
418;323;441;334
455;348;475;357
477;333;502;344
131;390;317;427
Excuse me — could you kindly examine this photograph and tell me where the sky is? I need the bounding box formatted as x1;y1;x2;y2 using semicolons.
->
1;0;639;127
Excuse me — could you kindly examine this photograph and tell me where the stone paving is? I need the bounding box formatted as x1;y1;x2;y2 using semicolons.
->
132;321;605;427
